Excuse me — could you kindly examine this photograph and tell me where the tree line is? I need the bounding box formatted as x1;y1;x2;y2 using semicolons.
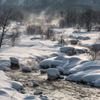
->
59;8;100;32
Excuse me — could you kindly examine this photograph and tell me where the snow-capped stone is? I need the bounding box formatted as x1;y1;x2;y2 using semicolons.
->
34;90;43;95
40;60;52;69
10;57;19;64
41;69;47;74
60;75;64;79
11;81;23;91
58;79;61;81
46;68;60;80
15;79;19;81
22;66;32;72
31;66;39;70
51;60;62;68
33;81;39;87
57;67;64;74
40;97;49;100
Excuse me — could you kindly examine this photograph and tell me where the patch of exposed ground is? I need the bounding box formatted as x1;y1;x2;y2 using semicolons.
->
5;69;100;100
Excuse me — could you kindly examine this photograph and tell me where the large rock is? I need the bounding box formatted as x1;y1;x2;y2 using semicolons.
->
10;57;20;70
57;67;64;75
60;46;76;55
22;67;32;72
40;60;52;69
69;40;78;45
46;68;60;80
34;90;43;95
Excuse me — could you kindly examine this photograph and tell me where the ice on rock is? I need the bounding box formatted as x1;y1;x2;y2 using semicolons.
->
46;68;60;80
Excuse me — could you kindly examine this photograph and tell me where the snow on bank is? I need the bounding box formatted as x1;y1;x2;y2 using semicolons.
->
0;70;41;100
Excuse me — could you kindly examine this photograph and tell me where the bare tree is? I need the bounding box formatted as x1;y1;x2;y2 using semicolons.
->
45;28;55;39
80;9;95;32
0;9;12;49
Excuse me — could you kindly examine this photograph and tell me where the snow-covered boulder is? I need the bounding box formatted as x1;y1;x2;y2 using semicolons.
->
50;60;62;68
22;67;32;72
60;46;76;55
34;90;43;95
75;48;87;54
33;81;39;87
46;68;60;80
41;69;47;74
31;66;39;70
69;40;78;45
10;57;19;64
84;36;90;40
58;39;66;45
11;81;23;91
10;57;20;69
93;78;100;87
40;97;49;100
24;96;41;100
57;67;64;75
40;60;52;69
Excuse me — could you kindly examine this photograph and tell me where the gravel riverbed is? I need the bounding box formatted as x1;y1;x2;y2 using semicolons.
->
5;69;100;100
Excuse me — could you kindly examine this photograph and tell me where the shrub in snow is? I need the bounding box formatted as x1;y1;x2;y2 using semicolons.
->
58;39;66;45
10;57;20;69
60;47;76;56
41;69;47;74
46;68;60;80
33;81;39;87
40;60;52;69
11;81;23;91
22;66;32;72
57;67;64;75
89;43;100;60
34;90;43;95
75;48;87;54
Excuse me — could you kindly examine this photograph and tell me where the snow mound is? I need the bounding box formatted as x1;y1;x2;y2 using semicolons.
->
10;57;19;64
22;67;32;72
34;90;43;95
57;67;64;74
40;60;52;69
46;68;60;80
11;81;23;90
60;46;75;53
